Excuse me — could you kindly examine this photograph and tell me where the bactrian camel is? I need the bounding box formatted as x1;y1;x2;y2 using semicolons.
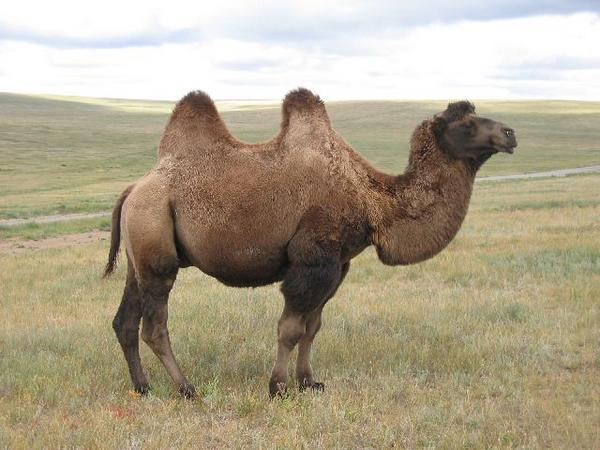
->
105;88;517;398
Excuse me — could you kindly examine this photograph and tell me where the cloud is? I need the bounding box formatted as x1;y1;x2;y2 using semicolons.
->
1;0;598;48
0;2;599;100
0;28;202;49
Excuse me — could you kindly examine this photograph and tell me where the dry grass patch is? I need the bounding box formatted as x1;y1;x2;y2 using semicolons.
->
0;175;598;448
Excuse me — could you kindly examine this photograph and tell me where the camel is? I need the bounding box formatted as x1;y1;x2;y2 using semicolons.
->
104;88;517;398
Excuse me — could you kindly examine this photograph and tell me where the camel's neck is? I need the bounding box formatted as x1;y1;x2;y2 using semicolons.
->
366;122;475;265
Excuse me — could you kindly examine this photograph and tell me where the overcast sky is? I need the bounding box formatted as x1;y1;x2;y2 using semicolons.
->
1;0;599;100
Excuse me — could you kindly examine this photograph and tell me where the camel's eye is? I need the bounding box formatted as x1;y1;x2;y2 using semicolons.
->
462;121;475;135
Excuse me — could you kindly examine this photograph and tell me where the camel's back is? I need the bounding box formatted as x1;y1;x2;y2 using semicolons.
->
157;88;349;211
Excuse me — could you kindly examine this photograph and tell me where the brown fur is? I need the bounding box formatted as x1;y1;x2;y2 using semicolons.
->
105;88;516;398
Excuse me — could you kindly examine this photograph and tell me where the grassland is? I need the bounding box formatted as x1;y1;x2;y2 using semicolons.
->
1;171;599;447
0;93;599;448
1;93;599;221
0;216;110;240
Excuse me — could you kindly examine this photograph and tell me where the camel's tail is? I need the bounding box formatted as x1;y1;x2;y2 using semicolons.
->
103;184;135;278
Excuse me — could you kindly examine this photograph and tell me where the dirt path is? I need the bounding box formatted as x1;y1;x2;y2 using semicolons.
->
0;211;110;227
477;164;600;182
0;230;109;254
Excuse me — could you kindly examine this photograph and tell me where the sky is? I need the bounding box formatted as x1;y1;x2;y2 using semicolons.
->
1;0;599;101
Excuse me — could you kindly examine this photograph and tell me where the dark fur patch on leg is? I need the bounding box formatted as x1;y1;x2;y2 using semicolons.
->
281;262;342;313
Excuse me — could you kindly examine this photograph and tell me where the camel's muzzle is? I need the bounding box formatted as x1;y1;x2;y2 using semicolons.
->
496;127;517;153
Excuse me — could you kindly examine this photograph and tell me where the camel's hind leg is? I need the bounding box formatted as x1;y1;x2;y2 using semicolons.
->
123;181;195;399
112;260;149;394
138;262;196;399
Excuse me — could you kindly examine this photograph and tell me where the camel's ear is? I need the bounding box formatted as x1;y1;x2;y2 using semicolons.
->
432;116;451;154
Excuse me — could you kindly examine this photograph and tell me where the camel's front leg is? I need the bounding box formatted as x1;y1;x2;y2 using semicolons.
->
269;257;343;397
295;307;324;391
269;306;307;397
295;262;350;392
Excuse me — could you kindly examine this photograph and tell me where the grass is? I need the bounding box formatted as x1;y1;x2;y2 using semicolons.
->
0;216;110;240
1;93;598;446
1;93;599;220
1;173;598;448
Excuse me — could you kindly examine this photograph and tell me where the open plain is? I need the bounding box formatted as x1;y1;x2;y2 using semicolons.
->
0;94;598;448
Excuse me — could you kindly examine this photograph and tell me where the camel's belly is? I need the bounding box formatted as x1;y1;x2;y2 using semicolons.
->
172;177;302;286
194;244;288;287
176;221;290;287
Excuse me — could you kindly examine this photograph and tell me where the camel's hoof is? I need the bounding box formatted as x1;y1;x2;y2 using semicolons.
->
269;380;288;399
178;383;197;400
299;380;325;393
134;383;151;395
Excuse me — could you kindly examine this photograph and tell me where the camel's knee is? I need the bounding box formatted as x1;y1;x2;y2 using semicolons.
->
113;304;140;347
138;276;173;354
141;322;169;350
112;289;141;346
113;321;139;347
141;325;161;346
277;314;306;349
306;310;323;336
141;304;171;351
112;313;124;337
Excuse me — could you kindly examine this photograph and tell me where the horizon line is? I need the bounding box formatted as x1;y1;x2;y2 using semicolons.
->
2;90;600;104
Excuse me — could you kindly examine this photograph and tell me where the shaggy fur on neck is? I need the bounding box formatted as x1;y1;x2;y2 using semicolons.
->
369;118;475;265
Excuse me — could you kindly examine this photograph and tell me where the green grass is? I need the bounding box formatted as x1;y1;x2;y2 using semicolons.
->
0;216;110;240
1;173;598;447
1;93;599;220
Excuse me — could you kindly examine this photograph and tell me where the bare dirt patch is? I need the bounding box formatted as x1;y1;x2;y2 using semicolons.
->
0;212;110;227
0;230;109;254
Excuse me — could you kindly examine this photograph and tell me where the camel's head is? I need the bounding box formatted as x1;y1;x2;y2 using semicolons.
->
431;101;517;164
